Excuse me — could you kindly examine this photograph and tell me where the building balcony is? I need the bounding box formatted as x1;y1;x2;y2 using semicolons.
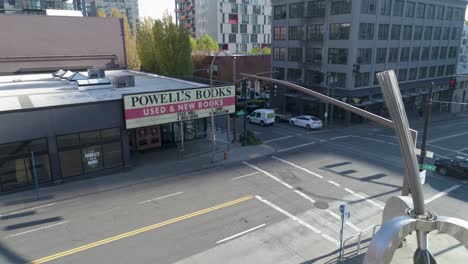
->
180;15;186;20
185;23;193;28
185;6;192;11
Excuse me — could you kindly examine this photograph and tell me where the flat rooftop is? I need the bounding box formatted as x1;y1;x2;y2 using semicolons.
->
0;70;207;113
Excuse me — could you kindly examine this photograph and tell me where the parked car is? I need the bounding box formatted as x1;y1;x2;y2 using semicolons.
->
246;109;276;127
435;159;468;178
289;115;323;130
274;110;292;122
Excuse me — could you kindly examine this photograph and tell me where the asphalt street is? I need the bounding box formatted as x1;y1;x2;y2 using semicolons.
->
1;116;467;264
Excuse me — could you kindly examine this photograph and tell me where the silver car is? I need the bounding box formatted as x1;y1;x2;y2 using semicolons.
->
289;115;323;129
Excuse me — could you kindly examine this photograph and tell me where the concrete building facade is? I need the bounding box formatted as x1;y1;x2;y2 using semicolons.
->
0;0;68;14
0;15;126;75
176;0;272;53
270;0;466;123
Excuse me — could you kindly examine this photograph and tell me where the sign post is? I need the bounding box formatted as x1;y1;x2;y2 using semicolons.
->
339;204;350;261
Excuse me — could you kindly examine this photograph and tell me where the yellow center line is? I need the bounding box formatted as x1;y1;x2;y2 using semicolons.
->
30;195;253;264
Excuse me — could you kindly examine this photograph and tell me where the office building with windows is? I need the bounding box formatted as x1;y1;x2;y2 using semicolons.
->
270;0;466;123
0;0;68;14
176;0;272;53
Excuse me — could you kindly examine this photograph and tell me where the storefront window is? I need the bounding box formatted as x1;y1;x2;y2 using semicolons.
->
0;138;51;193
58;128;122;178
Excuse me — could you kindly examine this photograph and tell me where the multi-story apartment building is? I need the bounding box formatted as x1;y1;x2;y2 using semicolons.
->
0;0;68;14
270;0;466;123
454;25;468;112
176;0;272;53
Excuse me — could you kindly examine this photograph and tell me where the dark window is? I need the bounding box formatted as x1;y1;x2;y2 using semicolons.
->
328;48;348;64
440;47;448;59
409;68;418;80
289;2;304;18
416;3;426;18
273;26;286;40
273;48;286;60
289;26;304;40
361;0;376;14
331;0;351;15
406;2;415;17
388;48;399;63
240;24;247;33
413;26;423;40
391;25;401;40
428;66;437;78
400;47;410;61
357;48;372;64
436;5;445;20
376;48;387;64
274;67;285;80
424;26;433;40
250;34;257;43
288;48;303;62
329;72;347;88
418;67;427;79
398;69;408;81
381;0;391;16
393;0;404;16
231;24;238;33
307;24;324;40
0;139;51;193
421;47;430;61
445;7;453;20
403;25;412;40
433;27;442;40
449;47;458;58
329;23;350;40
431;47;440;60
287;68;303;82
378;24;389;40
273;5;287;20
442;27;450;40
58;128;122;178
426;4;435;18
411;47;421;61
446;65;455;75
229;34;236;43
451;27;460;40
359;23;374;40
305;48;322;64
308;0;325;17
437;65;445;76
355;72;370;87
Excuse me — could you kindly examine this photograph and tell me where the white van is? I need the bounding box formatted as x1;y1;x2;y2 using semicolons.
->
247;109;275;127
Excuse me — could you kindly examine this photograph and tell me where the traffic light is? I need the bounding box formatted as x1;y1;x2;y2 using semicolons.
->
270;85;277;97
449;78;456;89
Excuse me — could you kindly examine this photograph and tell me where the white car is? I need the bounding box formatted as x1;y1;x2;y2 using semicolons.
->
289;115;323;129
247;109;276;127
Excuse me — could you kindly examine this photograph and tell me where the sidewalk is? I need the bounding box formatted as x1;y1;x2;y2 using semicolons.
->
0;137;275;216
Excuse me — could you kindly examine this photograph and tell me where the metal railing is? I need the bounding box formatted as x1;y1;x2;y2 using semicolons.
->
341;224;381;260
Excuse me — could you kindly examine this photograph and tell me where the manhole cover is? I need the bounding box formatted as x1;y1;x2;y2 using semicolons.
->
314;201;329;209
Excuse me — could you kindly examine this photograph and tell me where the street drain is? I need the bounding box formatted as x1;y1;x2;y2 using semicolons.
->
314;201;329;209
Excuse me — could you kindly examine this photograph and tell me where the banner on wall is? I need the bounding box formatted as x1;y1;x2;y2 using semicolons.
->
123;86;236;129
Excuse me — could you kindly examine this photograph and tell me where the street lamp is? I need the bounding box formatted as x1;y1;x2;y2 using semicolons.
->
209;50;224;163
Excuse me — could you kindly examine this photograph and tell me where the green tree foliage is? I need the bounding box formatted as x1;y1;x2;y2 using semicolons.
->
195;34;219;52
248;46;271;55
152;13;193;76
137;18;159;72
99;8;141;70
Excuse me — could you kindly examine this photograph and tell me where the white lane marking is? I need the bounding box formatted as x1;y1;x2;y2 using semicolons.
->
328;180;341;187
294;190;316;203
330;135;352;140
5;221;70;239
325;209;361;233
0;202;57;218
435;154;451;159
255;195;339;246
231;172;260;180
458;147;468;152
428;132;468;143
319;140;327;142
263;136;293;144
272;156;323;179
343;188;384;209
243;162;293;189
277;142;316;152
137;192;183;205
428;144;468;157
462;180;468;184
216;224;266;244
352;136;398;145
424;185;461;204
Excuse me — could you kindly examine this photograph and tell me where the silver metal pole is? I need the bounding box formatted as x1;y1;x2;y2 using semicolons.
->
227;115;230;152
325;75;329;128
180;121;184;159
376;71;425;215
210;52;220;163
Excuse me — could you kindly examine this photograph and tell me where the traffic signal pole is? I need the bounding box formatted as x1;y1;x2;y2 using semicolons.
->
418;82;434;171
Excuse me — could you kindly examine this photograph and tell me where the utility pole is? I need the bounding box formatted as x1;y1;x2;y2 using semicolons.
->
418;82;434;171
242;81;248;146
232;56;237;143
210;51;221;163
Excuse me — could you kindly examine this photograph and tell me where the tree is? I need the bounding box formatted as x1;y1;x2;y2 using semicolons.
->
96;8;107;18
153;13;193;76
262;47;271;55
137;18;159;72
195;34;219;52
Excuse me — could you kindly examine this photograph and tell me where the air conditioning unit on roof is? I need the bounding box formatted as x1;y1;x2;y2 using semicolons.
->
88;69;105;79
113;75;135;88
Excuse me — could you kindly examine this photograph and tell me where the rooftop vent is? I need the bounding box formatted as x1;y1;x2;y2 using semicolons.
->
113;75;135;88
53;69;66;78
88;69;105;79
76;78;112;87
61;70;75;79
